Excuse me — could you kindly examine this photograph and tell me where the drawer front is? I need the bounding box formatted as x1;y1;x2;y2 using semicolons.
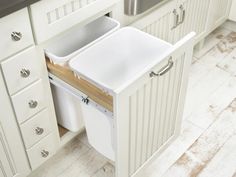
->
1;47;42;95
27;133;57;170
20;109;52;149
11;80;47;124
30;0;118;43
0;8;34;61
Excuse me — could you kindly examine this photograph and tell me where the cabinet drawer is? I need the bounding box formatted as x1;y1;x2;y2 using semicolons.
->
0;8;34;61
27;133;57;170
20;109;52;149
30;0;118;43
11;80;47;124
1;47;42;95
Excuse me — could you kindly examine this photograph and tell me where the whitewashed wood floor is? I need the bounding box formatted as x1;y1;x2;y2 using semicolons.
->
30;21;236;177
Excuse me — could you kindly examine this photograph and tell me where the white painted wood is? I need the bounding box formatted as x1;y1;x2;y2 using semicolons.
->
207;0;233;32
20;109;52;149
55;148;108;177
177;0;211;44
0;124;15;177
130;0;211;44
130;0;177;44
163;98;236;177
27;135;91;177
1;47;42;95
30;0;118;43
134;121;203;177
183;67;231;119
229;0;236;22
0;8;34;61
0;68;30;177
198;135;236;177
11;80;47;124
115;33;195;177
217;47;236;75
27;133;58;170
92;163;115;177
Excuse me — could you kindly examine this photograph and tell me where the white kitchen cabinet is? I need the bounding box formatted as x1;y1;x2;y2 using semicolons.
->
0;72;30;177
30;0;119;43
176;0;210;43
130;0;213;44
207;0;232;31
229;0;236;22
130;0;178;43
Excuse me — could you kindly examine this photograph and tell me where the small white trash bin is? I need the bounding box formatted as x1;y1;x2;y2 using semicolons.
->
51;83;84;132
81;103;115;161
50;76;115;160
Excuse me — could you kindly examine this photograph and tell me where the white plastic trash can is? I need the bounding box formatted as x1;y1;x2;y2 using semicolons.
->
51;83;84;132
50;77;115;160
44;16;120;66
81;103;115;161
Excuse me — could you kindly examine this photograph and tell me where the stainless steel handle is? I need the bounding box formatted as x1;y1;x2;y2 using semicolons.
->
28;100;38;109
150;58;174;77
172;9;179;29
35;127;44;135
41;150;49;158
179;5;186;24
20;69;30;78
11;32;22;41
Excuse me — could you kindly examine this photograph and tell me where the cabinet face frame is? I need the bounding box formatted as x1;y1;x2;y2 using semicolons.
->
0;71;30;177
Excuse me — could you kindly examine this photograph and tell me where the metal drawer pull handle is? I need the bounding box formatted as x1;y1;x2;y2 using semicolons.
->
150;58;174;77
11;32;22;41
179;5;186;24
41;150;49;158
28;100;38;108
35;127;44;135
20;69;30;78
172;9;179;29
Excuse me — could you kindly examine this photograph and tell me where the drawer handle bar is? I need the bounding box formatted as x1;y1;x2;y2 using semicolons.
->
20;69;30;78
150;58;174;77
172;9;179;29
179;5;186;24
11;32;22;41
28;100;38;108
41;150;49;158
35;127;44;135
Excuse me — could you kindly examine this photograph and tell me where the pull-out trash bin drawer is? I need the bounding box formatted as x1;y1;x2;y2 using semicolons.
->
46;21;195;176
68;27;195;175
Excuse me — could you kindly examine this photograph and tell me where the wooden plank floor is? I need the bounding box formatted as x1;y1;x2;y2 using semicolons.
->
29;21;236;177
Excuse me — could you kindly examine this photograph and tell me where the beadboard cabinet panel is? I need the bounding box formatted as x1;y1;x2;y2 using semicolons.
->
207;0;232;32
177;0;210;43
130;1;177;44
115;33;195;177
129;0;231;45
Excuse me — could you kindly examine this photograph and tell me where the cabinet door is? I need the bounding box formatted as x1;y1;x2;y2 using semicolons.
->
177;0;211;42
130;0;178;44
0;72;30;177
114;32;195;177
208;0;232;31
